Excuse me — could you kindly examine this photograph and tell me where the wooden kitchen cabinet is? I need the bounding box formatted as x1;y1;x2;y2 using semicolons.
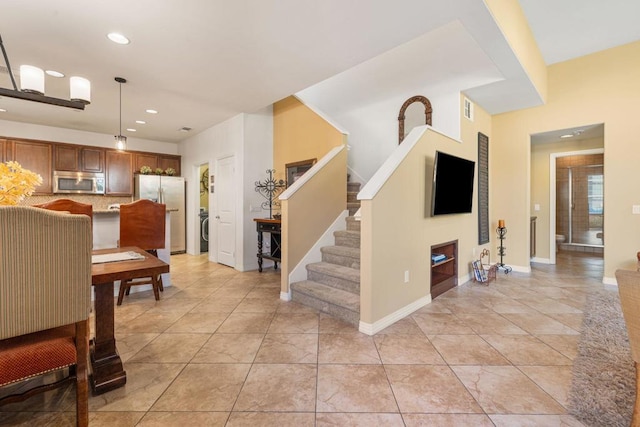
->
0;138;7;163
134;153;159;172
8;139;53;194
134;153;180;176
55;144;105;173
105;150;133;196
159;155;181;176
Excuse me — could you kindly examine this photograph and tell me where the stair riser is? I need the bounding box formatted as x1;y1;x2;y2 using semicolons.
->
292;291;359;326
334;235;360;248
348;207;359;216
346;219;361;232
347;192;359;203
307;270;360;294
322;252;360;269
347;183;361;192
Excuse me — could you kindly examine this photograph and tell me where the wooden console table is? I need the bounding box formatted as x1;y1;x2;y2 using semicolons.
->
254;218;281;272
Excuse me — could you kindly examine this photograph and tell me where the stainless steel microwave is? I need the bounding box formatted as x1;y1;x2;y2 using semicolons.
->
53;171;105;194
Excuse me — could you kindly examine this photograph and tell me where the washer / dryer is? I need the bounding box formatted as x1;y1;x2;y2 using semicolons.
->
199;211;209;252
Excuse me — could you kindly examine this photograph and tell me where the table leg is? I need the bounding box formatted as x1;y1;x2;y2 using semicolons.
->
257;231;263;272
90;281;126;394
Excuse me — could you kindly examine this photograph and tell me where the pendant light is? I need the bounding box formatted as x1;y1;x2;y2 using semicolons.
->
114;77;127;151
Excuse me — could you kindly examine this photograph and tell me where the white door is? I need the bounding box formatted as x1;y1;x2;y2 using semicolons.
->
215;155;236;267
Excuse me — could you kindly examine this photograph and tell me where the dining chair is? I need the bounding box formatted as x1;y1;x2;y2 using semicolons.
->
34;198;93;220
615;269;640;427
118;199;166;305
0;206;92;427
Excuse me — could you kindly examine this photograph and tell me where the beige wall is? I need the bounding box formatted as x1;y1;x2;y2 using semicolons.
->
360;97;492;326
280;147;347;294
531;137;604;260
493;41;640;279
273;96;345;183
484;0;547;102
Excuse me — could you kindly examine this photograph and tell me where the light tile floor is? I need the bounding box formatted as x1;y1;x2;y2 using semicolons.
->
0;252;604;426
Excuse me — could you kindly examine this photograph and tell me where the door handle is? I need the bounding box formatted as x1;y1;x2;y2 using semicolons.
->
215;215;220;219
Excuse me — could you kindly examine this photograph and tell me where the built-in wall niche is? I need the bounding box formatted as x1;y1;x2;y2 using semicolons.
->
430;240;458;299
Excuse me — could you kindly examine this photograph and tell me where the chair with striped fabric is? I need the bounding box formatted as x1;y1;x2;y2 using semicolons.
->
0;206;92;427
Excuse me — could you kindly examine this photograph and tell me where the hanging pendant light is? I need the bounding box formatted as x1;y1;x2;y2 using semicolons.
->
114;77;127;151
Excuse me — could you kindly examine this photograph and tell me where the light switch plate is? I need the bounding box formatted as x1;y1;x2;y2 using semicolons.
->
633;205;640;215
534;204;540;211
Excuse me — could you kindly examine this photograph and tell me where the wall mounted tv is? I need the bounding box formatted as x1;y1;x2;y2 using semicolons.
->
431;151;475;216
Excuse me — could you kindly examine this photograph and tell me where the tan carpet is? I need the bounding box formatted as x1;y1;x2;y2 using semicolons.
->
568;289;635;427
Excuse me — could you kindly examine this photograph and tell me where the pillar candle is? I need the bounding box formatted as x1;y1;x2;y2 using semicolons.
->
498;219;505;228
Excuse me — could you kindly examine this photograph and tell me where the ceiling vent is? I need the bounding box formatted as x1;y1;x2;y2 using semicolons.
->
178;126;192;132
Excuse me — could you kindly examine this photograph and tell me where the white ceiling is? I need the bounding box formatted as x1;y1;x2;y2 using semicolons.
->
0;1;638;144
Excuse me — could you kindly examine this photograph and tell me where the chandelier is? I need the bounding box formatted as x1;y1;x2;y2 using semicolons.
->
0;34;90;110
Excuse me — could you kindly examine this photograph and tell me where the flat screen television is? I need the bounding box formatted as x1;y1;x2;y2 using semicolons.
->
431;151;475;216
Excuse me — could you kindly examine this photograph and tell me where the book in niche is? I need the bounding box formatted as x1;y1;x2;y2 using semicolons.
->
432;253;447;262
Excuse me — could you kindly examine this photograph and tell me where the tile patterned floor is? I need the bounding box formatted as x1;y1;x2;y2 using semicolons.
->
0;252;605;426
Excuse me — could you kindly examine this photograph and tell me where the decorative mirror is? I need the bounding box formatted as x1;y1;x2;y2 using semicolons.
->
398;95;432;144
285;158;317;187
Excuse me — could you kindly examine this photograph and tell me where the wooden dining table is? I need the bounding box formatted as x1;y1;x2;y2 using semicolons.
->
90;246;170;395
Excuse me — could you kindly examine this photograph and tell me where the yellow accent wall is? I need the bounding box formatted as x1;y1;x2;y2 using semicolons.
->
484;0;547;102
273;96;345;183
492;40;640;278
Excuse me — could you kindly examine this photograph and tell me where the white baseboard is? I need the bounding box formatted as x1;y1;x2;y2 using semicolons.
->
531;257;551;264
358;295;431;336
280;290;292;301
509;264;532;273
603;276;617;287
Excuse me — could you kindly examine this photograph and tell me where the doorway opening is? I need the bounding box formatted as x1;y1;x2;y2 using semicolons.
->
530;123;604;265
198;163;209;254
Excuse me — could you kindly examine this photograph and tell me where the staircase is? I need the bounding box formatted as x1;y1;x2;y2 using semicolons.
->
290;180;362;326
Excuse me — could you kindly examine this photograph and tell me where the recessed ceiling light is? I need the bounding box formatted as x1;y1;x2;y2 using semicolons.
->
135;120;146;124
126;128;136;132
45;70;64;78
107;33;130;45
145;109;158;114
560;134;574;138
0;108;6;112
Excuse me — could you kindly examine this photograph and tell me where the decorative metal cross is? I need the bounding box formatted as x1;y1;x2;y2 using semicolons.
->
255;169;286;218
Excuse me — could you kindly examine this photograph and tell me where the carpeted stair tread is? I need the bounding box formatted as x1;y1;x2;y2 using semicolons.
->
291;280;360;312
347;191;359;203
321;245;360;269
321;245;360;258
307;262;360;282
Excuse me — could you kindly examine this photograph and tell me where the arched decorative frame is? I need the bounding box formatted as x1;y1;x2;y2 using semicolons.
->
398;95;432;144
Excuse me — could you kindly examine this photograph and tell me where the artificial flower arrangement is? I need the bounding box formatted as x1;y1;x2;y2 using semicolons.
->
154;168;164;175
140;165;152;174
165;168;176;176
0;161;43;206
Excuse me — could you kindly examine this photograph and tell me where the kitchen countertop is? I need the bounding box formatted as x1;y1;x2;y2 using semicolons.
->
94;208;178;214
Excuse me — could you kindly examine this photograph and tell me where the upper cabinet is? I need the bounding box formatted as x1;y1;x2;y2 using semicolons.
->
54;144;105;173
134;153;159;172
105;150;133;196
7;139;53;194
0;139;7;163
159;155;181;176
134;152;181;176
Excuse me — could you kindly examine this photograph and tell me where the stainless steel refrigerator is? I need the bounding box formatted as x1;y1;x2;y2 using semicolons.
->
134;175;186;254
